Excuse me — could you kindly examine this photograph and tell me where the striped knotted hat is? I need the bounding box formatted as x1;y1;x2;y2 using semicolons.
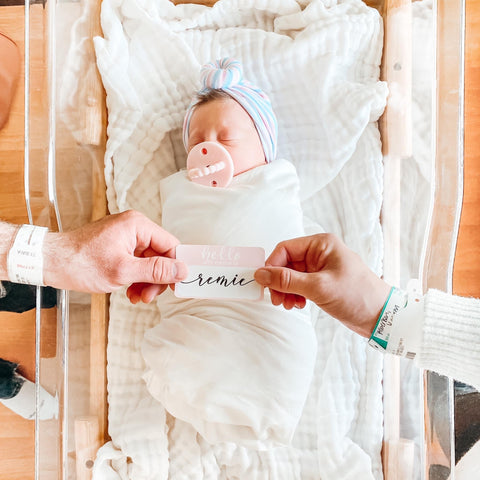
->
183;58;278;163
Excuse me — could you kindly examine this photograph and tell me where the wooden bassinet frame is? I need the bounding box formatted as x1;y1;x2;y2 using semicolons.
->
75;1;465;479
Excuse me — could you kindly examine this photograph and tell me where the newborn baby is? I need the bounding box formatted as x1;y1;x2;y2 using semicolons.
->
141;58;317;448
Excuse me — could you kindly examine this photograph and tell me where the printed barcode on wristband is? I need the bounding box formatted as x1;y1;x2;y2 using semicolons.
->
7;225;47;286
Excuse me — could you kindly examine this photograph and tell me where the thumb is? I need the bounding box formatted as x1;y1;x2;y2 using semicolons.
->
254;266;313;298
130;256;188;284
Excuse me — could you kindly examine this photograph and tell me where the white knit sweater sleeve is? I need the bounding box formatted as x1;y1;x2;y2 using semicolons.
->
415;289;480;391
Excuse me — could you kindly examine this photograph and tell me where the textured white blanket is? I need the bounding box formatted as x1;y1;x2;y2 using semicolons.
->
93;0;388;479
142;160;316;448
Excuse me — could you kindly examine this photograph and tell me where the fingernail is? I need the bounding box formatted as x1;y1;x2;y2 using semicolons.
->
142;293;153;304
129;295;139;305
255;268;272;286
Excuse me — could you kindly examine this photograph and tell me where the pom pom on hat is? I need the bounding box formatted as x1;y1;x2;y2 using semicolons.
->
183;58;278;163
200;58;243;89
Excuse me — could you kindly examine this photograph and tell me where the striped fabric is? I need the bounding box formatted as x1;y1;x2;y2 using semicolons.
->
183;58;278;163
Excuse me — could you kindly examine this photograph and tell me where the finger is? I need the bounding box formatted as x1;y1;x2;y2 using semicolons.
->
265;235;318;267
290;260;307;272
269;289;285;306
255;266;314;299
282;293;297;310
129;256;188;285
134;245;157;258
126;283;143;304
127;282;169;304
294;295;306;309
140;283;167;303
135;217;181;257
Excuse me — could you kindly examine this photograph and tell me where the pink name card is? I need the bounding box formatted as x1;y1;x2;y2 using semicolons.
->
175;245;265;301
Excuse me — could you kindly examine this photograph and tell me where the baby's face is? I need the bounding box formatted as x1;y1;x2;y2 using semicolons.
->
187;98;266;176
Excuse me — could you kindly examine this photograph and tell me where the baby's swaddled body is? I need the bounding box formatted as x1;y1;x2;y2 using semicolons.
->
141;159;317;448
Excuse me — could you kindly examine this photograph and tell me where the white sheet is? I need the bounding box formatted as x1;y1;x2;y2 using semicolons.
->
92;0;388;478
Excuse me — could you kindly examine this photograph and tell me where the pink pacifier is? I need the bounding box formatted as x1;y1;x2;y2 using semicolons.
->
186;141;234;188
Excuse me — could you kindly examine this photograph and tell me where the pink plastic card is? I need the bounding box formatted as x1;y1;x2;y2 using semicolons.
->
175;245;265;301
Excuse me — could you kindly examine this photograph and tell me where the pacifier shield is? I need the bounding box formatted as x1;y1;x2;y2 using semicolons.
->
187;141;234;188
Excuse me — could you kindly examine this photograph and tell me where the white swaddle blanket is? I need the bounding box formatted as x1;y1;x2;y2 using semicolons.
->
142;160;316;448
92;0;388;478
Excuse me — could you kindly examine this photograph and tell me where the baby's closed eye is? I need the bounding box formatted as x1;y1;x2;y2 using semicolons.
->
219;137;240;145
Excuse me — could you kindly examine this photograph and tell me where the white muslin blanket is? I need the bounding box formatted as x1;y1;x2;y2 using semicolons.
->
92;0;388;479
142;160;316;448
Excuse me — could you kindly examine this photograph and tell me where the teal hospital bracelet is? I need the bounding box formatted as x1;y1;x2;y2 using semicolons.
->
368;286;407;352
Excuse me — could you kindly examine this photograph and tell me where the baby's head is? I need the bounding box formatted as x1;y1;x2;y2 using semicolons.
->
183;58;277;177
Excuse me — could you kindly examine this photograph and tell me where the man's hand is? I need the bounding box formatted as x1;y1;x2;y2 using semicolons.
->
42;210;188;303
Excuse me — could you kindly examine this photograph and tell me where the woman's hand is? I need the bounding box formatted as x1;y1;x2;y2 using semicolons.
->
254;234;391;337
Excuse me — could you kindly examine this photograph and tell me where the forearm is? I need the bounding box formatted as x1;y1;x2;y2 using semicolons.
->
0;221;19;280
42;230;78;290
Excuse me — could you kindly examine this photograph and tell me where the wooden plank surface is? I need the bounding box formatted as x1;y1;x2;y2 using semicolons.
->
0;5;58;480
0;7;38;480
0;6;27;224
453;0;480;297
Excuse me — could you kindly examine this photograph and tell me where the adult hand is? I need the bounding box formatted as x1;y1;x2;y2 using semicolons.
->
42;210;188;303
254;234;391;337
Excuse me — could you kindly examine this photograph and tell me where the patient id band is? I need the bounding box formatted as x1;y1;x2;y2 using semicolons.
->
387;280;424;359
368;281;425;359
368;286;406;352
7;224;48;286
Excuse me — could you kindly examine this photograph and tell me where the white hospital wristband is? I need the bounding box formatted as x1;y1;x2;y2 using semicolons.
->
368;280;424;359
7;224;48;286
387;280;424;359
368;286;406;352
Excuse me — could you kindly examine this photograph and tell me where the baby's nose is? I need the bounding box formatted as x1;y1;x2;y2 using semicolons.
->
203;133;218;143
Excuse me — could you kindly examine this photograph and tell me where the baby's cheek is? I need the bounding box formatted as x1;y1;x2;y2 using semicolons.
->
232;150;266;176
